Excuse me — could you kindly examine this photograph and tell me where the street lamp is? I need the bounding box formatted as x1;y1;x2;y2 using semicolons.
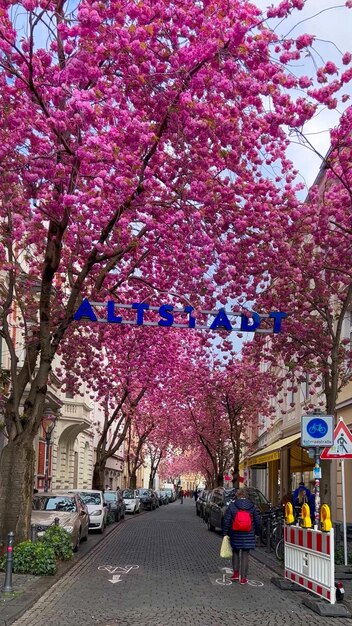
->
42;408;58;493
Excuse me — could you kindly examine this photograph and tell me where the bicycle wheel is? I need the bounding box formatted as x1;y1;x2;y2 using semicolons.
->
275;537;284;562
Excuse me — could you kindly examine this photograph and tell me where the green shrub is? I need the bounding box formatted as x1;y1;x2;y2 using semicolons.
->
335;546;352;565
0;541;57;576
40;525;73;561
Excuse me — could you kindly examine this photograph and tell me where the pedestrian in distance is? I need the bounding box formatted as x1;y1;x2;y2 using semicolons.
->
293;483;310;521
179;488;184;504
223;487;261;585
292;481;310;507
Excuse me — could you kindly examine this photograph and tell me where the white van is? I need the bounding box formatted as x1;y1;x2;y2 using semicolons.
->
69;489;108;533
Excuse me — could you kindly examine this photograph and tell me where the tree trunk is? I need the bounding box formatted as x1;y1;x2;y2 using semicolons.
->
215;472;224;487
148;474;154;489
0;436;35;546
92;460;106;491
129;473;137;489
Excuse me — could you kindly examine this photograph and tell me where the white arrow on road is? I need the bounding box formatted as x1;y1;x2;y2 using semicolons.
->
108;574;122;584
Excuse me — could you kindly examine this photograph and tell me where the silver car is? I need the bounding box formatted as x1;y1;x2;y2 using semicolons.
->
32;492;89;551
122;489;141;514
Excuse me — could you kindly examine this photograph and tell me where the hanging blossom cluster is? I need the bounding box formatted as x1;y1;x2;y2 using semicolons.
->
0;0;351;334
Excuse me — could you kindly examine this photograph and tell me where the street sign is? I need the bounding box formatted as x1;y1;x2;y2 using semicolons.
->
320;419;352;459
301;415;334;447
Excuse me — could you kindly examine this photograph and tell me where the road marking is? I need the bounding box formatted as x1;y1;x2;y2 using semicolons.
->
216;573;232;586
247;579;264;587
98;565;140;575
109;574;122;584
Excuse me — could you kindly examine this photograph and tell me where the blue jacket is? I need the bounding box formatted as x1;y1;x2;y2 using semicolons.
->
292;486;311;507
223;498;261;550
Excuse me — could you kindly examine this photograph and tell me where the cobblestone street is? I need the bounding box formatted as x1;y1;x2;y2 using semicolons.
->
11;499;352;626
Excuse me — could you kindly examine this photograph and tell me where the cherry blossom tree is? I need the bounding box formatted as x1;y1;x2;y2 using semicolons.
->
60;323;197;490
0;0;351;545
249;106;352;417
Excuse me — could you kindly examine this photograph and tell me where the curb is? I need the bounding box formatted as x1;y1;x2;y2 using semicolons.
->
251;548;284;578
0;520;128;626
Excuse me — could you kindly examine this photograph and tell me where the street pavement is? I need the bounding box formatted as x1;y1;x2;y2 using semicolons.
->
9;498;352;626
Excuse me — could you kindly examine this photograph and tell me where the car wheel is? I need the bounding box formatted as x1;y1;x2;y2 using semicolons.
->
207;519;215;532
82;526;88;542
121;509;125;520
73;530;81;552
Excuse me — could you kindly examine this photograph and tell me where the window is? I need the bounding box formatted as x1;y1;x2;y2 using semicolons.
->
32;496;77;512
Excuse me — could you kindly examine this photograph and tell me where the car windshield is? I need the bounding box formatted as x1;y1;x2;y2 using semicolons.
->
137;490;150;496
249;489;269;505
78;492;101;505
104;492;117;502
123;491;135;499
33;496;77;512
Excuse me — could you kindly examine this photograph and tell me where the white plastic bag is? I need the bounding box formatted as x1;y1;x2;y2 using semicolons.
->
220;535;232;558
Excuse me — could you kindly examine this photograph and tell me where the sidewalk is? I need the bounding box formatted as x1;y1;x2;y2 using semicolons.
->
253;542;284;577
0;522;121;626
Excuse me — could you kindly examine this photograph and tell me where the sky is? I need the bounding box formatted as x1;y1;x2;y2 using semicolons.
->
256;0;352;188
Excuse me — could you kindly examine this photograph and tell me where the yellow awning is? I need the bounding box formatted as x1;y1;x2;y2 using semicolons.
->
243;433;300;467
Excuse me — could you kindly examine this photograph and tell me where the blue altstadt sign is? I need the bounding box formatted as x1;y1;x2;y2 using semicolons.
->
73;299;287;334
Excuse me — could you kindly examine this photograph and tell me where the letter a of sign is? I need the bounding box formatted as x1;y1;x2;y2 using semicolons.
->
74;299;97;322
320;418;352;459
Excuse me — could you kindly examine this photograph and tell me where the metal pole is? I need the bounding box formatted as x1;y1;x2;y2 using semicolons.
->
44;432;50;493
266;515;272;553
341;459;348;566
2;531;14;592
314;448;321;530
30;524;37;543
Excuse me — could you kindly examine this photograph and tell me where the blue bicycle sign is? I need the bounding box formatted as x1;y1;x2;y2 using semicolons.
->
301;415;334;447
307;419;328;438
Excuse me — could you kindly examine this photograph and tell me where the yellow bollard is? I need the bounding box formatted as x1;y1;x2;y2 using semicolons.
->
301;503;312;528
285;502;295;525
320;504;333;532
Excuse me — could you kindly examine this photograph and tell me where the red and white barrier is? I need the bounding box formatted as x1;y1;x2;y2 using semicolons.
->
284;525;335;604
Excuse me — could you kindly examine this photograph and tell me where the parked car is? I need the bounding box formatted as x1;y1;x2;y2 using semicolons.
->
163;488;175;502
135;488;158;511
154;490;163;506
152;490;160;507
123;489;141;514
32;492;89;551
203;490;213;524
206;487;270;532
196;489;208;518
158;490;170;505
104;490;126;522
69;489;108;533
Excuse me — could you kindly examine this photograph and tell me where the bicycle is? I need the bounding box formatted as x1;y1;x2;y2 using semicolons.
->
275;536;284;561
260;507;284;552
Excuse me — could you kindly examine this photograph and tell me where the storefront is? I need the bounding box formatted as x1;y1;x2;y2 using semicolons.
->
243;433;315;505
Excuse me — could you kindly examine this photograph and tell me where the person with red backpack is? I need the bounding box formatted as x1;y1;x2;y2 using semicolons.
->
222;487;261;585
